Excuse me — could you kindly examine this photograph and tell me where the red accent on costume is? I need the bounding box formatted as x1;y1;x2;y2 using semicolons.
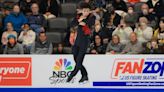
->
82;25;91;35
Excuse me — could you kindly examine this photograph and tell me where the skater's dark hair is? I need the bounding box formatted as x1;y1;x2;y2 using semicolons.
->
79;2;91;9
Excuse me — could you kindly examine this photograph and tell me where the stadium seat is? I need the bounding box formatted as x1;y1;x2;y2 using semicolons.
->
2;0;19;10
46;32;63;44
60;3;77;18
68;17;74;26
62;32;67;40
48;17;68;32
64;47;72;54
65;0;79;3
2;0;19;3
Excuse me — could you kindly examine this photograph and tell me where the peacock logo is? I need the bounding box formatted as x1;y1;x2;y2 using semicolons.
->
54;58;73;71
49;58;75;84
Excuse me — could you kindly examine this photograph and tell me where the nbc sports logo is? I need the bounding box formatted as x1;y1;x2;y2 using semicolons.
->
49;58;74;84
52;58;73;78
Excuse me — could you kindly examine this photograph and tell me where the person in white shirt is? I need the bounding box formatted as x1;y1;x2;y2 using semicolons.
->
112;19;133;45
134;17;153;44
18;23;36;53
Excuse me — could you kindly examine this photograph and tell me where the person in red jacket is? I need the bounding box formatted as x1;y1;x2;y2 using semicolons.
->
67;2;95;83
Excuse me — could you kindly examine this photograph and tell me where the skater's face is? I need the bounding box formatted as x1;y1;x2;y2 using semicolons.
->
82;8;90;17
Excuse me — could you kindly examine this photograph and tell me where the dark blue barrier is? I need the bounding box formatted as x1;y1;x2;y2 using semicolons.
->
0;88;163;92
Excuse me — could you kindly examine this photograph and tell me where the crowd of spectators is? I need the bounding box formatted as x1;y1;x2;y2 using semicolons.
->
0;0;163;54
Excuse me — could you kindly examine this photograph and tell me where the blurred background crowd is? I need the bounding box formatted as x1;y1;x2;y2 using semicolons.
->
0;0;163;54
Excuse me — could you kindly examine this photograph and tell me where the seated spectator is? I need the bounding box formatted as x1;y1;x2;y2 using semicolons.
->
143;38;161;54
146;0;164;19
134;17;153;44
90;35;105;54
112;19;133;44
1;22;17;46
101;27;115;45
39;0;59;19
19;0;37;15
91;20;103;42
103;4;121;28
27;3;47;35
106;35;124;54
4;5;27;33
3;35;24;54
18;23;36;53
92;20;111;45
153;17;164;45
139;3;157;28
122;32;143;54
0;6;11;31
30;32;53;54
102;5;119;42
112;0;127;12
124;6;138;30
53;43;65;54
101;36;109;51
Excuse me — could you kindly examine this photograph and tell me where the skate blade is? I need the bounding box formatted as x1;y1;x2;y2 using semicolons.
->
79;80;89;85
